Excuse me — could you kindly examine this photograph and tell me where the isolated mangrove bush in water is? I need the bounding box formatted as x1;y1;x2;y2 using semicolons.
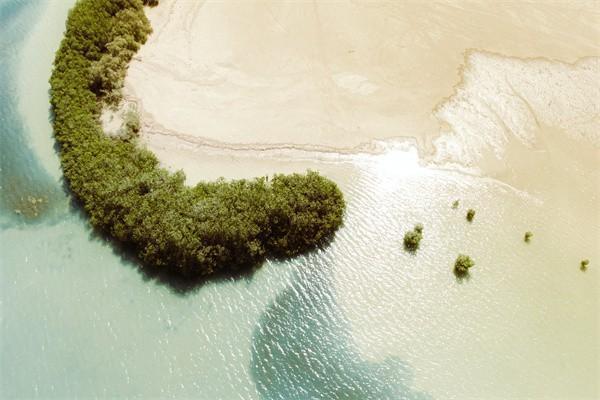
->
403;224;423;252
466;208;476;222
454;254;474;274
50;0;345;277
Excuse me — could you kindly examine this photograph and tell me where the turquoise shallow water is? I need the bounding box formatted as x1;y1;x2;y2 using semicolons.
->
1;1;598;399
0;2;428;398
0;0;67;227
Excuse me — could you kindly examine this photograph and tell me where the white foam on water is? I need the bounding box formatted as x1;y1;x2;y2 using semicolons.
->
432;52;600;165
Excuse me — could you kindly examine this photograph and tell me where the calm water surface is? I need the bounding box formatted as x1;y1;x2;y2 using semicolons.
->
1;1;598;399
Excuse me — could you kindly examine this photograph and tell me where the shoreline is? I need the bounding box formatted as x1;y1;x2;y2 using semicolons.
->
121;0;600;183
50;0;346;278
126;49;599;189
4;1;598;398
16;0;75;180
128;51;600;156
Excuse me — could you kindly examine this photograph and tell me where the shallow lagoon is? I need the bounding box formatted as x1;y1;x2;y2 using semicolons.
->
1;1;598;399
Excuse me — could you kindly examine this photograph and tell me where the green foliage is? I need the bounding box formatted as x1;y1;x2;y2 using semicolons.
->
403;224;423;252
466;208;475;222
580;259;590;270
454;254;474;274
414;223;423;234
524;231;533;243
50;0;345;277
143;0;159;6
118;107;140;140
87;8;150;105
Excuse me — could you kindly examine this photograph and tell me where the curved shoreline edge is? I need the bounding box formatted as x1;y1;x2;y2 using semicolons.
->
50;0;345;278
16;0;75;181
123;0;600;180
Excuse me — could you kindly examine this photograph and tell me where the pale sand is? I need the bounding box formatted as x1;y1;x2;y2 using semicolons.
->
123;0;599;164
100;107;125;136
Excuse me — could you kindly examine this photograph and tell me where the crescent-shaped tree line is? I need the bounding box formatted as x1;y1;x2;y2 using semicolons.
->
50;0;345;277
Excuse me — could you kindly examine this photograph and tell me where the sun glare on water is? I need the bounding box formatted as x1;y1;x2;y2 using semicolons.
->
365;143;423;189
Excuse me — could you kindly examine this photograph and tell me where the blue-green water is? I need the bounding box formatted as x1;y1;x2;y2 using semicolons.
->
1;1;598;399
0;2;428;398
0;0;66;228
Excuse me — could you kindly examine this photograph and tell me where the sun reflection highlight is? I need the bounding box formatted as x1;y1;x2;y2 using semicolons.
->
359;141;423;187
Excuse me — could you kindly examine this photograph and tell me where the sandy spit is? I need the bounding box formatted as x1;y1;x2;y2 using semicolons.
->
120;0;599;179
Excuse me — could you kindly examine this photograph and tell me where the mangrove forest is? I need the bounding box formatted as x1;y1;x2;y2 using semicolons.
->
49;0;345;277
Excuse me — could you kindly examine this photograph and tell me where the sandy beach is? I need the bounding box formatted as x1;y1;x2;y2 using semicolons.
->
123;0;599;172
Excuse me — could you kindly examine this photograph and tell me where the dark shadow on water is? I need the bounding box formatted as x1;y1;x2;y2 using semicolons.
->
75;191;341;295
453;268;471;284
77;207;257;295
0;114;68;229
250;256;432;400
0;32;69;229
9;92;342;296
403;245;418;256
2;29;343;295
0;169;71;229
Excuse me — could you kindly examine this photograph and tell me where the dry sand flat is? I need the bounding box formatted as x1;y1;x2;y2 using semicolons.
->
124;0;600;161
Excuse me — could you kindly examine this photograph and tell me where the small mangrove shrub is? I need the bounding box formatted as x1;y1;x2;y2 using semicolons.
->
524;231;533;243
580;259;590;270
403;224;423;252
452;200;459;209
454;254;474;274
466;208;476;222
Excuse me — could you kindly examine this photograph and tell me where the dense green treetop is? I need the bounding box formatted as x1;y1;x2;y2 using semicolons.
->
454;254;474;274
466;209;475;222
403;224;423;252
